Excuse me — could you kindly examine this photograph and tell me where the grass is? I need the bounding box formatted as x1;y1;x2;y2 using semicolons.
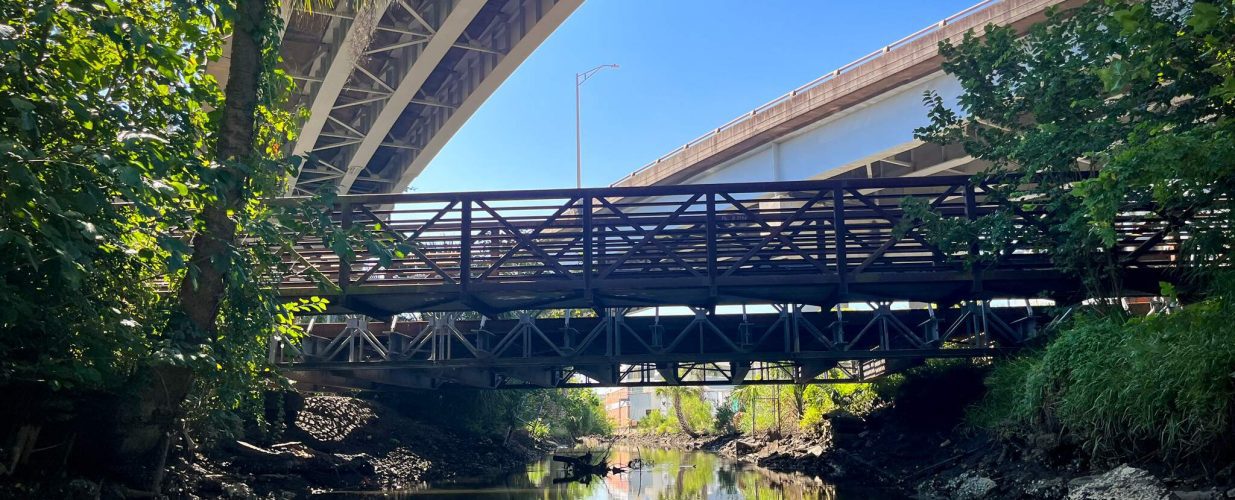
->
968;289;1235;460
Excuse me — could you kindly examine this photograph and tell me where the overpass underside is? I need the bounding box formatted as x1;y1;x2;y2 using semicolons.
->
271;175;1178;389
276;0;580;196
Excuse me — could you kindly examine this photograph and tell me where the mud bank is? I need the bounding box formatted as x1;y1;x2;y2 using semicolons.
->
3;395;549;499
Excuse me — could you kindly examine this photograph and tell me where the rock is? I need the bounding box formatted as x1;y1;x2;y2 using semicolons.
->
1226;487;1235;498
806;445;825;457
1067;465;1168;500
828;412;865;434
1025;478;1067;499
949;472;998;500
1172;490;1220;500
63;478;101;500
734;439;760;454
1032;432;1058;448
221;481;255;499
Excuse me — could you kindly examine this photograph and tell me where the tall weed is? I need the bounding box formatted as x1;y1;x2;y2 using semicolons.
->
970;291;1235;458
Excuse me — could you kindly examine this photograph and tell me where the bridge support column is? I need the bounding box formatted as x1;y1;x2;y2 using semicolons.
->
795;360;837;384
729;361;751;384
656;362;680;384
575;364;618;385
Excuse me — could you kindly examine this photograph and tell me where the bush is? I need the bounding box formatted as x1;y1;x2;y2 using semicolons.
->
800;382;880;432
636;409;678;435
970;290;1235;458
714;398;737;434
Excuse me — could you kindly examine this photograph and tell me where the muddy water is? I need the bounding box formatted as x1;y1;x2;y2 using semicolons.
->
370;446;902;499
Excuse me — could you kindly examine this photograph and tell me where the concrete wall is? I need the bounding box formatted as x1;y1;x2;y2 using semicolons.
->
682;72;964;185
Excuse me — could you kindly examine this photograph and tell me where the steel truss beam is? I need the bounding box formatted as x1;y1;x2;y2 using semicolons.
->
276;301;1061;389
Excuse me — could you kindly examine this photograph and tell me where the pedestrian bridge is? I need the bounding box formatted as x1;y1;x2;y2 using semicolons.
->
270;175;1178;390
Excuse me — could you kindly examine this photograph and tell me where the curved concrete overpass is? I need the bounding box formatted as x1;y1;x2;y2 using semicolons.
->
611;0;1081;188
269;0;580;195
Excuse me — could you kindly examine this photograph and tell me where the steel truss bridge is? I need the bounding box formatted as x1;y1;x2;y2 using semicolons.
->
271;175;1178;390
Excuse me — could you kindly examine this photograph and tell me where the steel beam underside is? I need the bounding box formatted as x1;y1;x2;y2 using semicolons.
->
282;0;582;196
276;303;1056;390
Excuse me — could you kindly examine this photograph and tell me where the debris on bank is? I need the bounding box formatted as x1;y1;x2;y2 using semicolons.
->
163;395;548;498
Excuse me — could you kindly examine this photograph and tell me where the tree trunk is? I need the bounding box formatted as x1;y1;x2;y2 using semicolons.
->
672;391;700;438
177;0;268;339
92;0;272;490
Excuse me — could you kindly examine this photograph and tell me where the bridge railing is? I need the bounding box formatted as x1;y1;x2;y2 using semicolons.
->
274;175;1176;314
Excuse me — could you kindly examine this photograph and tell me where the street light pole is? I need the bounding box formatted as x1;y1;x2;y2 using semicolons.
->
575;64;618;189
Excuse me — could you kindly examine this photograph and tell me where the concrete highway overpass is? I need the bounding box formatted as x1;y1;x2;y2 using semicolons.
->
209;0;581;195
611;0;1081;188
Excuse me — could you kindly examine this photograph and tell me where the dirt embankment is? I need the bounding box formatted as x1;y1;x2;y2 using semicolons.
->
159;395;548;498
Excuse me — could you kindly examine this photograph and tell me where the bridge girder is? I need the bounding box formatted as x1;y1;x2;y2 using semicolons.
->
275;300;1064;390
280;0;581;196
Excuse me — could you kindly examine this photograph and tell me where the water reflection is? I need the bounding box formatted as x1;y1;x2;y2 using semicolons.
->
371;446;886;499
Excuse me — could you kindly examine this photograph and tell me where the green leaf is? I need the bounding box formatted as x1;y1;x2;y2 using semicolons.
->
1187;2;1220;33
9;97;35;111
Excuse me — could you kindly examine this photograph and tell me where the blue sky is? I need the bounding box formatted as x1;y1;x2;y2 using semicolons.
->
412;0;978;194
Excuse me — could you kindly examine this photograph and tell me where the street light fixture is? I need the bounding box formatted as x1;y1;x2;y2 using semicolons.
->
575;63;619;189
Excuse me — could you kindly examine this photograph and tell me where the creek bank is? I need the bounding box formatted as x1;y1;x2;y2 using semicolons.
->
159;394;550;498
616;411;1235;499
602;429;735;450
608;367;1235;500
729;405;1234;499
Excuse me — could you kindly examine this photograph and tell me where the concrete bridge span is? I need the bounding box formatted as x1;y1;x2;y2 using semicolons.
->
207;0;582;196
611;0;1083;189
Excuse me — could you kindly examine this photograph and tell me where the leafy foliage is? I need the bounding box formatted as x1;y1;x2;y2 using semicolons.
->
636;409;678;435
380;388;611;441
713;396;738;434
912;0;1235;293
916;0;1235;461
653;386;714;436
0;0;337;439
800;382;879;432
0;0;224;390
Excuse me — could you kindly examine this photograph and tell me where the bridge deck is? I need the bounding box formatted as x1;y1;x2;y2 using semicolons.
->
278;175;1174;318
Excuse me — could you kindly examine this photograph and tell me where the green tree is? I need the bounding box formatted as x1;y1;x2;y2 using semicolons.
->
916;0;1235;459
913;0;1235;295
0;0;336;486
539;389;612;441
655;386;712;437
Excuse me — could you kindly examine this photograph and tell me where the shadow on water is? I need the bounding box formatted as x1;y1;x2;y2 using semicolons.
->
322;446;904;499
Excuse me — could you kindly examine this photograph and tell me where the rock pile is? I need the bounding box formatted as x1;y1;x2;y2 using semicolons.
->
1066;465;1168;500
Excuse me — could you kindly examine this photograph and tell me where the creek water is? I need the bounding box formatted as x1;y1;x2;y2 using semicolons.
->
362;446;901;499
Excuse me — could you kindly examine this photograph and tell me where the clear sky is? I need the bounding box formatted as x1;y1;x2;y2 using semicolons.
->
412;0;978;194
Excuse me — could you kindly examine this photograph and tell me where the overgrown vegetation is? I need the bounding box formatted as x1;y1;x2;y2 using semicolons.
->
913;0;1235;461
638;388;715;436
0;0;386;486
971;284;1235;458
380;388;611;443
